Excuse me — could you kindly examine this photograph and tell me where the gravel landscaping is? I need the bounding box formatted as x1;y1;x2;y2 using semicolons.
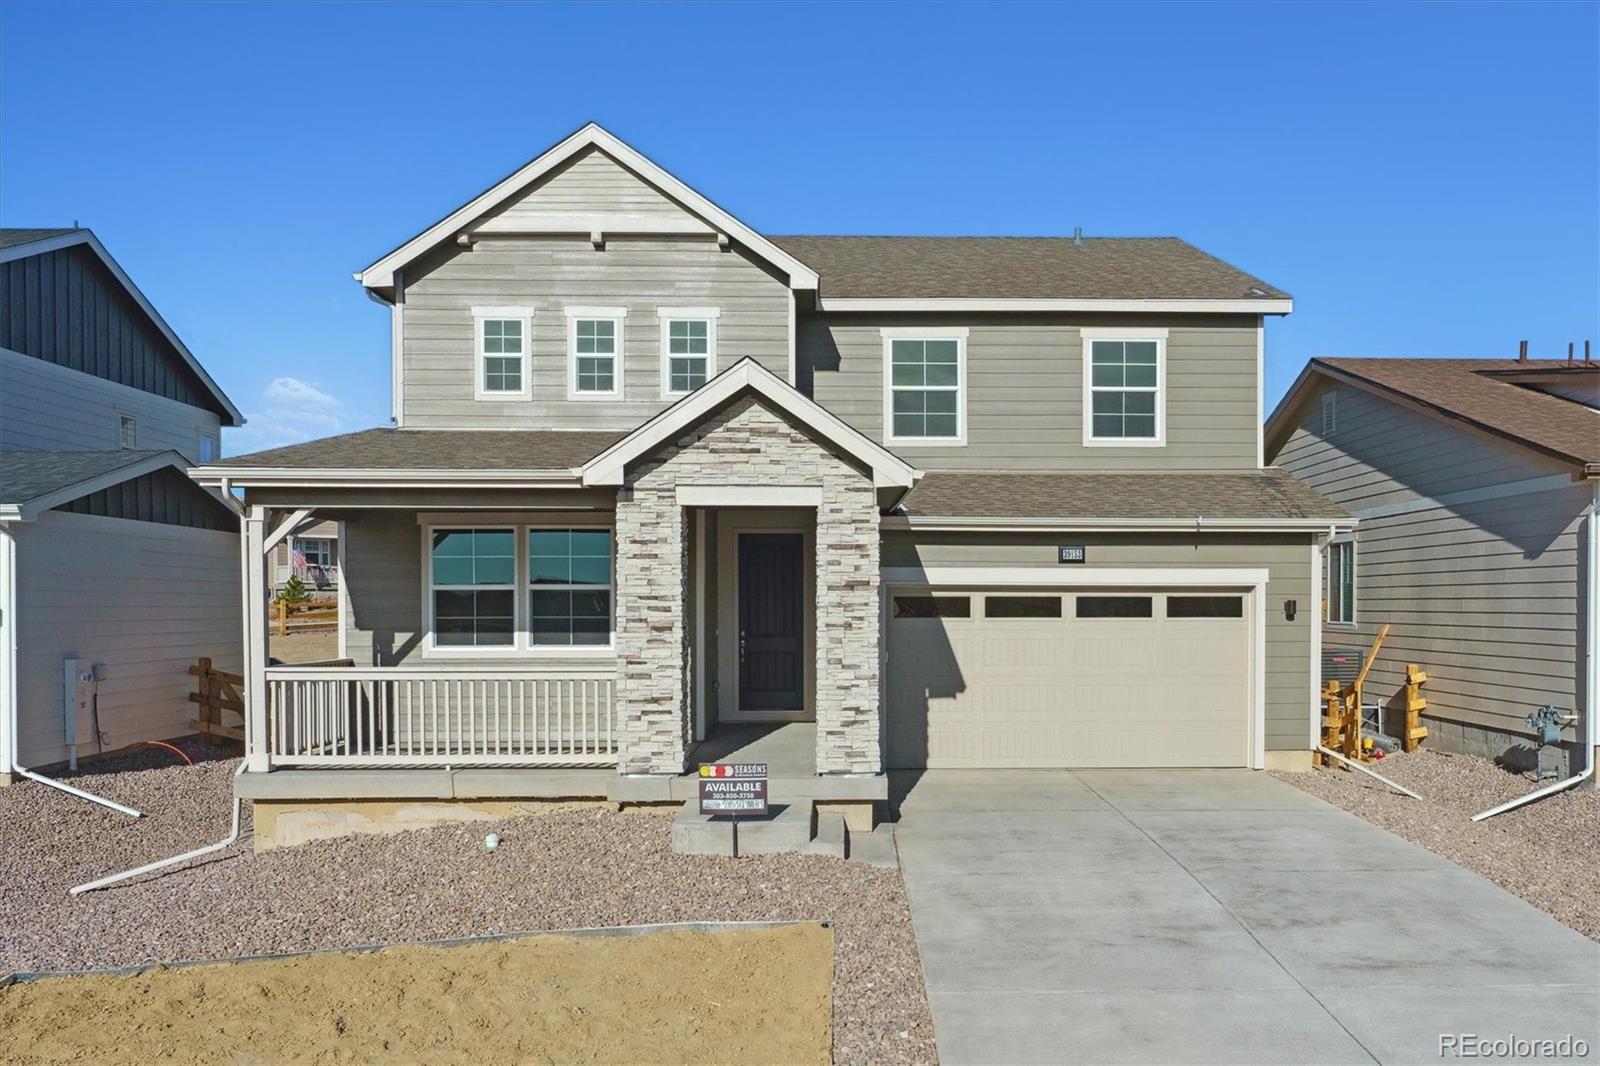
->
0;743;936;1065
1275;749;1600;941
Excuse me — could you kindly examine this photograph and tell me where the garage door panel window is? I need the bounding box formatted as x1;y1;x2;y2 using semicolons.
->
893;595;971;619
1167;595;1244;619
985;595;1063;619
1076;595;1154;619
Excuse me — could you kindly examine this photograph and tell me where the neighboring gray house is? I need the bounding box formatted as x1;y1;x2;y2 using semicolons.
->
193;124;1350;847
0;228;244;774
1266;356;1598;774
270;519;340;597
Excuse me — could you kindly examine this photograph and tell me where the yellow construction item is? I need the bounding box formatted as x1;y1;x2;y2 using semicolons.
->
1401;662;1429;752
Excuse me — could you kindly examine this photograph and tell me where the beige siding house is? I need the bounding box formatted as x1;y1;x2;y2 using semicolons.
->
192;124;1348;846
1267;357;1599;775
0;229;244;776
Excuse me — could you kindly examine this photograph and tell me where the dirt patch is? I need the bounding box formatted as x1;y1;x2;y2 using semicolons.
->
0;925;832;1065
1275;750;1600;941
0;757;935;1064
269;629;341;663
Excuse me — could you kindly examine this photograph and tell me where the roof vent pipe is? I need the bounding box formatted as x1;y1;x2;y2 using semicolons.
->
1569;342;1576;364
1587;340;1593;364
1519;339;1529;361
1072;227;1084;247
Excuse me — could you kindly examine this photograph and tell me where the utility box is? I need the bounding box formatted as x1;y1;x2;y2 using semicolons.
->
62;657;96;770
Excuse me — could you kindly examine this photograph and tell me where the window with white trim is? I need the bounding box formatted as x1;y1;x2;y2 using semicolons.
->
296;537;334;569
529;528;613;646
1327;538;1355;625
118;414;138;449
568;309;625;397
474;308;533;400
886;333;964;441
1087;337;1162;441
198;435;216;463
429;528;516;647
659;309;718;396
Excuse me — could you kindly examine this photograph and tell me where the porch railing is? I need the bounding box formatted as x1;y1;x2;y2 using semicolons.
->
264;667;617;767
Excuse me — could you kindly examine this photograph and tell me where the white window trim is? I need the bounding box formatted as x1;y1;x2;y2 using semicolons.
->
118;413;139;449
881;326;968;447
421;523;617;657
527;523;616;654
422;524;522;657
1081;327;1168;448
472;306;535;401
566;306;627;401
294;535;335;569
657;307;720;399
1326;534;1357;628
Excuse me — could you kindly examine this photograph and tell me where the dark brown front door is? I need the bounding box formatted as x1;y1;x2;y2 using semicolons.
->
737;532;804;711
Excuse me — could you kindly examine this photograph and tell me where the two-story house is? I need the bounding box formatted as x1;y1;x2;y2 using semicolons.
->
0;227;244;783
194;124;1349;846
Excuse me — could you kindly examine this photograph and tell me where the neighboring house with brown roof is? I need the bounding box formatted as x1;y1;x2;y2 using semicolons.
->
191;123;1347;847
0;228;244;778
1266;356;1599;775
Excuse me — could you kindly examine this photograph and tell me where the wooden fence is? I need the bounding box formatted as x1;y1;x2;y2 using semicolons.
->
272;600;339;636
189;657;245;743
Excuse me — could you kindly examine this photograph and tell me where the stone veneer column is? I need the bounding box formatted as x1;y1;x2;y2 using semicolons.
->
613;396;882;777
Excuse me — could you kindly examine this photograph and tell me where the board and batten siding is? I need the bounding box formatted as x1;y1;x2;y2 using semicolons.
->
880;531;1314;752
13;510;243;765
0;346;222;461
798;312;1261;471
338;507;619;670
1275;380;1591;747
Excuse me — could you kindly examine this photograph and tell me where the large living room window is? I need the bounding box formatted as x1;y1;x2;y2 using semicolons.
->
473;308;533;400
659;309;718;397
529;529;614;647
429;528;516;648
1082;328;1166;446
568;307;626;399
882;327;967;444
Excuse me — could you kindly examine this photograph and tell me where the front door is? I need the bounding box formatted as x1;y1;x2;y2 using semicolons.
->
737;532;804;711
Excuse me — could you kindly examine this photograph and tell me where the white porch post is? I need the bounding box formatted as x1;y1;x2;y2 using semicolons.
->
243;505;270;772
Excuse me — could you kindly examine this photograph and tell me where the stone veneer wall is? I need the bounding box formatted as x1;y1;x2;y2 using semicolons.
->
614;395;882;775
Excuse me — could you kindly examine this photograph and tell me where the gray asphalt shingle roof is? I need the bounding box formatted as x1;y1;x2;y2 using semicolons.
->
213;428;627;470
771;236;1289;302
0;227;80;251
0;450;172;506
899;470;1348;521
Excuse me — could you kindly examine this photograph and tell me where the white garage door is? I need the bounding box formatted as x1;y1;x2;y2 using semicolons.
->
885;588;1251;769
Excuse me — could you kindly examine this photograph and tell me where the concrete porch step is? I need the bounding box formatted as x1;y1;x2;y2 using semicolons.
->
669;801;815;856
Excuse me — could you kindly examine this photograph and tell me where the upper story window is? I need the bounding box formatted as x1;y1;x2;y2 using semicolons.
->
1327;537;1355;625
658;308;719;398
118;414;138;449
1082;328;1167;447
473;308;534;401
198;435;216;463
882;327;967;445
567;307;626;399
428;528;516;649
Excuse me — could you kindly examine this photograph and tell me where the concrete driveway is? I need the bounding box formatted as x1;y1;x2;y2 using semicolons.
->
893;770;1599;1065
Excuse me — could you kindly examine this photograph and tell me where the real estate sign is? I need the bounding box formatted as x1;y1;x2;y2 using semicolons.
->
698;762;768;817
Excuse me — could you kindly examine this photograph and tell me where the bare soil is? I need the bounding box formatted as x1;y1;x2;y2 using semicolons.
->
0;925;832;1065
0;748;935;1064
268;630;341;663
1275;749;1600;941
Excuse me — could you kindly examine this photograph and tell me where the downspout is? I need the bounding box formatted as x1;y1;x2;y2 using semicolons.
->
0;521;141;819
1472;481;1599;821
71;762;245;894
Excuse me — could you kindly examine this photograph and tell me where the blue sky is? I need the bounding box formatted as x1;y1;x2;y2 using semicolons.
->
2;1;1594;455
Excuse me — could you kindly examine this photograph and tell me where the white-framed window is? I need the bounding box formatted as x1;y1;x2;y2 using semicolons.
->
658;307;719;398
426;527;517;650
528;527;614;647
1082;328;1167;446
882;327;967;445
473;307;534;400
296;536;334;569
1327;536;1356;625
566;307;626;399
118;414;138;449
197;435;216;463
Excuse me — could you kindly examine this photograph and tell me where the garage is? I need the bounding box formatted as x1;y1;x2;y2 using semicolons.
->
885;587;1254;769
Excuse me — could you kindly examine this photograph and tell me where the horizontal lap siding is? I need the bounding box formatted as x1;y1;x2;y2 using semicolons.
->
0;347;221;460
800;312;1260;471
881;532;1314;750
1275;382;1588;736
483;147;692;224
14;511;242;765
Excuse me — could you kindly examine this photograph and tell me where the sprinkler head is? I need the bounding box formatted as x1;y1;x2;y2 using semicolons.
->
483;833;500;853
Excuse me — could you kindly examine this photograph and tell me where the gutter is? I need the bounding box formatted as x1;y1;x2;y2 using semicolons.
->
881;514;1357;534
1472;481;1600;820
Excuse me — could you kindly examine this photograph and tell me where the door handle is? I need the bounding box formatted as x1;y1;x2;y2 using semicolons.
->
739;629;747;662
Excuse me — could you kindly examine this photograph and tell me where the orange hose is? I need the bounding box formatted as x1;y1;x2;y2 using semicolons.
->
145;740;193;765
